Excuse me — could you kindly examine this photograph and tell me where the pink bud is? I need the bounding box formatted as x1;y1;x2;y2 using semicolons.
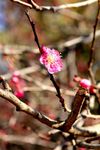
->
11;76;19;84
14;90;24;99
11;71;20;84
79;79;91;90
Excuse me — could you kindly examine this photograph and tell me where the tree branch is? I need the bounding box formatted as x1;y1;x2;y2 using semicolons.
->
25;11;41;50
0;88;58;127
0;133;55;148
11;0;97;11
0;76;90;133
10;0;32;8
77;135;100;148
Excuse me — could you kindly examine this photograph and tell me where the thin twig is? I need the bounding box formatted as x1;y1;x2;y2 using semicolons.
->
77;135;100;148
25;11;41;50
0;133;55;148
11;0;32;8
11;0;97;11
88;0;100;84
49;73;67;112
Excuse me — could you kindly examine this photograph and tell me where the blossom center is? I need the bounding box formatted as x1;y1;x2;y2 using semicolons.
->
47;54;55;64
39;46;63;74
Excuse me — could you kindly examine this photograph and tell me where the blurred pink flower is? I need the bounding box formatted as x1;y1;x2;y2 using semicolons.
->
79;79;91;90
39;46;63;74
79;148;86;150
11;71;20;84
14;90;24;99
10;71;26;99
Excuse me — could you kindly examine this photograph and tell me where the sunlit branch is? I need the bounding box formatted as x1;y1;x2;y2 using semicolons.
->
77;135;100;148
0;133;55;148
0;77;89;133
11;0;97;11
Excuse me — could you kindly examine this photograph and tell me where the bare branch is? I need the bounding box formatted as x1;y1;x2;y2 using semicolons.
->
0;75;90;133
0;88;57;127
77;135;100;148
25;11;41;50
10;0;32;8
0;133;55;148
0;77;76;132
11;0;97;11
73;116;100;135
49;73;66;112
0;76;91;133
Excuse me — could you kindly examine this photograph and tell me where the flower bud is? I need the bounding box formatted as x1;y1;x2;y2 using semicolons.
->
14;90;24;99
79;79;95;94
79;79;91;90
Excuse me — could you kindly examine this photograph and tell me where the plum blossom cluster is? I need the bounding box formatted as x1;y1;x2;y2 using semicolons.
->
39;46;63;74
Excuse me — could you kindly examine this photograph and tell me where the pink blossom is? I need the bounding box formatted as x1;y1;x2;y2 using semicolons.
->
11;71;20;84
14;90;24;99
79;79;95;93
39;46;63;74
10;71;26;99
79;79;91;90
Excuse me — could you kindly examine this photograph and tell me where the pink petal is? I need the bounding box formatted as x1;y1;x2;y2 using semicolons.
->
39;46;63;74
15;90;24;99
79;79;91;90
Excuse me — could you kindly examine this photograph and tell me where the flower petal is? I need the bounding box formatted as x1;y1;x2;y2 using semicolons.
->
39;46;63;74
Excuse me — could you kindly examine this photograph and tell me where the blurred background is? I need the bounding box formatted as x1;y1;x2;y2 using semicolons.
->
0;0;100;150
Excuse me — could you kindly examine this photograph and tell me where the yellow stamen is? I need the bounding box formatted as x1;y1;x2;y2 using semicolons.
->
47;55;55;63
